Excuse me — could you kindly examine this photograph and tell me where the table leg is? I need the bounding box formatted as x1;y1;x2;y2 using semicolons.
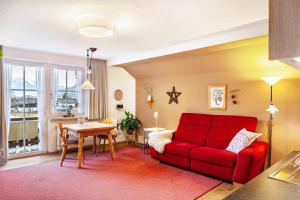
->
108;129;116;160
93;135;96;153
77;133;84;169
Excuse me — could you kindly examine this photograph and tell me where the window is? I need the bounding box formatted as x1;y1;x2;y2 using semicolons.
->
53;68;83;114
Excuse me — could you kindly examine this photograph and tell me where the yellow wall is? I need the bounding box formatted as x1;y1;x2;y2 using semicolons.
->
130;37;300;164
137;76;300;164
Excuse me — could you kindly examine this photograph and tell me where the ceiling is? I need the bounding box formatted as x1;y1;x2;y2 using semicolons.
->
121;36;300;80
0;0;268;60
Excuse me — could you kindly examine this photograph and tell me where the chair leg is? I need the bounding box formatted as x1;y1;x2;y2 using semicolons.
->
60;145;67;167
96;137;101;156
103;138;106;152
113;137;118;152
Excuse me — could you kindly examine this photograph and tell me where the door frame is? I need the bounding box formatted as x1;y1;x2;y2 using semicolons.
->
5;60;48;160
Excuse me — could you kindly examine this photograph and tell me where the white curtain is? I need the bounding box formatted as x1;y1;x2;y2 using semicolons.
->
0;45;7;164
51;69;57;115
2;61;11;162
37;67;46;152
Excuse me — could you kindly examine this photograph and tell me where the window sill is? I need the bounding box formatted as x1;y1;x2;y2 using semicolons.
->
49;115;87;121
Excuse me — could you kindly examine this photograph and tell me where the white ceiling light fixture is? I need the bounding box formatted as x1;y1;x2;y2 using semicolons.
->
77;15;114;38
80;47;97;90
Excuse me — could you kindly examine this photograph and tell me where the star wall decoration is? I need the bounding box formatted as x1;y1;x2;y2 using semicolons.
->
167;86;182;104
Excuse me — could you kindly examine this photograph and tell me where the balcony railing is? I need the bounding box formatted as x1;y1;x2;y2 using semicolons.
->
8;118;40;155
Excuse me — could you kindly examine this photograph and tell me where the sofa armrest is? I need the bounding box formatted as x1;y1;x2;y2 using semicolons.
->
232;141;268;184
150;131;176;159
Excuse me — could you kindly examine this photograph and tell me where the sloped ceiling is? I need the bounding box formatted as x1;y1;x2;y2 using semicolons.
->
119;36;300;81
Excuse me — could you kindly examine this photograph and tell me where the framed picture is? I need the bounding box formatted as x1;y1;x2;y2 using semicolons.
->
208;85;227;110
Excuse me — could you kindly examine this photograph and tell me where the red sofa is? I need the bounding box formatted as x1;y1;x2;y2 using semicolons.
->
150;113;268;184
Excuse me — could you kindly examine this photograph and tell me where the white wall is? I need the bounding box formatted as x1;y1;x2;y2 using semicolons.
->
4;47;136;152
107;66;136;142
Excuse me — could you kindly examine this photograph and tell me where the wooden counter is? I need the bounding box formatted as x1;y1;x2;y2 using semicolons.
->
224;151;300;200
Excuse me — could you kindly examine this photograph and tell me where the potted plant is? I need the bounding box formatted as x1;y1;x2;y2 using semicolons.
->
118;111;142;135
64;105;74;117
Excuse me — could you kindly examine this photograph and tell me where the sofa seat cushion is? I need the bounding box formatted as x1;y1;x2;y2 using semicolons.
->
190;147;237;168
159;153;191;169
191;160;234;181
164;141;198;157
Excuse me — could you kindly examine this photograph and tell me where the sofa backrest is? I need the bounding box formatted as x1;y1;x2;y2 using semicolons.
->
205;115;257;149
174;113;213;145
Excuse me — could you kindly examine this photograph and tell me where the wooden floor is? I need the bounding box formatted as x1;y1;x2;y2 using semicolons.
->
0;147;241;200
198;182;241;200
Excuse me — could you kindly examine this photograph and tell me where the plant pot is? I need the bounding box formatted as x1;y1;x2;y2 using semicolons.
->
126;130;135;135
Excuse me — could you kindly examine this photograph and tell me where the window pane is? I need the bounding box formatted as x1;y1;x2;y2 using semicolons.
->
8;64;42;156
56;69;66;91
55;92;67;113
66;92;80;109
53;68;82;114
25;67;37;90
25;91;38;118
11;90;24;119
67;70;78;92
11;65;24;90
8;122;24;154
24;121;39;152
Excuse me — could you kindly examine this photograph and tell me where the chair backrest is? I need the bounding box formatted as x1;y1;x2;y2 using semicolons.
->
57;122;67;144
57;122;64;137
102;118;118;135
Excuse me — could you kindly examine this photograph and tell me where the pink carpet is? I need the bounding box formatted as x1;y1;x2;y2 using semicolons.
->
0;147;222;200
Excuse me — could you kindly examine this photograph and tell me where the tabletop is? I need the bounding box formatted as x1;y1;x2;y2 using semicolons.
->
144;127;165;132
64;122;117;132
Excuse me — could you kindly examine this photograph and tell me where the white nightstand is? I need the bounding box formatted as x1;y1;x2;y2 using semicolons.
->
143;127;165;154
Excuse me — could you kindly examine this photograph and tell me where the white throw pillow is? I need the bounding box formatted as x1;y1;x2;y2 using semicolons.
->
226;128;262;154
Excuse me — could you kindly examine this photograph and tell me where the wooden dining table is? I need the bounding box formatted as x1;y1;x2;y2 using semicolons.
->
64;122;117;169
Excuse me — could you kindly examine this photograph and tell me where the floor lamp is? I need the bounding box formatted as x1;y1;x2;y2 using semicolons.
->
262;77;281;167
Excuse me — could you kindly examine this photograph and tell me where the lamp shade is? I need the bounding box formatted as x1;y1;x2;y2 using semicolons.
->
153;112;158;118
80;80;95;90
262;77;281;86
77;15;113;38
266;104;279;114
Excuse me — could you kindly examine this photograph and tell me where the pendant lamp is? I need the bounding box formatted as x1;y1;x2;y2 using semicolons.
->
80;48;97;90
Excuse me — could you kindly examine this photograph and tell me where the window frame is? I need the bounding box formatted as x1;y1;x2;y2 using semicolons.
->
50;65;85;116
4;60;44;156
6;61;41;122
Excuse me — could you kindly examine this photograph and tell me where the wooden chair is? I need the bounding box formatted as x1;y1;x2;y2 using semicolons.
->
96;118;118;156
58;122;84;166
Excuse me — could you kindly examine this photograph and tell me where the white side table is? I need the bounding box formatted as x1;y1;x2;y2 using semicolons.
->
144;127;165;154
